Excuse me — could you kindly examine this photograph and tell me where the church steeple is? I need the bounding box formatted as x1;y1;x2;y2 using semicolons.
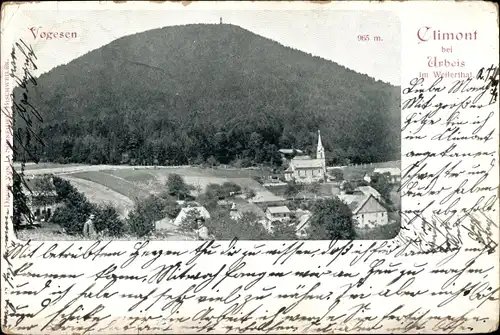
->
316;129;325;160
316;129;326;179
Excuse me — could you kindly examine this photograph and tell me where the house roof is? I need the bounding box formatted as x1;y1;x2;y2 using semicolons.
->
22;177;57;197
338;194;366;213
173;206;211;226
293;155;312;160
250;191;286;203
373;167;401;176
338;194;386;215
294;190;318;199
266;206;291;214
357;186;381;199
291;158;323;169
279;149;304;155
295;209;312;231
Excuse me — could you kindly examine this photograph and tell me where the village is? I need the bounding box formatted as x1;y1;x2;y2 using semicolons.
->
19;129;401;241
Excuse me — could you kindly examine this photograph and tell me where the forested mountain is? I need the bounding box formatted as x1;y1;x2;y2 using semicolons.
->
14;23;400;166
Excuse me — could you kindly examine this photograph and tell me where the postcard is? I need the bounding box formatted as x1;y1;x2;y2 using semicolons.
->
1;1;498;333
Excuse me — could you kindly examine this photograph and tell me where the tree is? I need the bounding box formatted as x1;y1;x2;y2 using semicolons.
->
93;203;125;236
284;181;301;199
179;208;201;232
306;198;356;240
164;199;181;219
205;183;225;200
249;132;263;162
206;155;219;167
307;182;321;195
205;209;271;240
51;200;94;235
330;168;344;181
238;212;271;240
221;182;242;196
244;188;256;199
272;219;297;240
167;173;190;200
370;173;392;204
340;180;355;194
11;169;32;228
128;195;165;237
50;177;95;234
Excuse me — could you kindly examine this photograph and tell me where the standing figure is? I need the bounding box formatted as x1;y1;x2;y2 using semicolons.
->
83;213;97;238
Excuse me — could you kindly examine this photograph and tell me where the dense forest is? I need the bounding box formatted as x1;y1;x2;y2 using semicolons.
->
14;23;400;167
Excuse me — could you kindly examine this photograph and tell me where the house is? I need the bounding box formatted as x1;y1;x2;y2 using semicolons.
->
284;130;327;184
365;167;401;184
173;206;211;226
265;206;291;223
22;176;62;224
357;186;382;201
338;193;388;230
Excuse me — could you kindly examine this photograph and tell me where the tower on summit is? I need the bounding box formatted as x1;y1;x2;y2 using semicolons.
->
220;17;223;24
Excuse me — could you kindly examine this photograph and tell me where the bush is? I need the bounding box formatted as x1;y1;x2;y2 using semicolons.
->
221;182;242;196
356;222;400;240
127;195;165;237
179;209;202;232
166;173;190;200
330;168;344;181
51;202;93;235
93;203;125;237
205;210;271;240
272;220;297;240
306;198;356;240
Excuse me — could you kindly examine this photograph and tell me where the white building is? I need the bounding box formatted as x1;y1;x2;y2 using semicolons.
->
265;206;291;222
338;193;388;230
284;130;326;184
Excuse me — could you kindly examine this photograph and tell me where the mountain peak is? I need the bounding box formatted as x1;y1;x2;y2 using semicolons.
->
15;24;400;166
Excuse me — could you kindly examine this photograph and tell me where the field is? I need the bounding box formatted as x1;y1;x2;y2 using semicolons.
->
69;171;151;200
22;166;272;218
64;176;134;218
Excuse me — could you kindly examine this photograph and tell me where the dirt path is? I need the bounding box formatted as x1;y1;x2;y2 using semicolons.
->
21;164;191;175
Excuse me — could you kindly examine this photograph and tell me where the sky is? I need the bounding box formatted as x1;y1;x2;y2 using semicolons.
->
11;8;401;85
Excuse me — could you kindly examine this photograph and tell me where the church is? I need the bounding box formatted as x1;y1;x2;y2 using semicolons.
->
284;130;327;184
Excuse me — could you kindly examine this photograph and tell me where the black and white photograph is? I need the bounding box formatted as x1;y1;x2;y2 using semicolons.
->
2;2;499;335
9;9;402;241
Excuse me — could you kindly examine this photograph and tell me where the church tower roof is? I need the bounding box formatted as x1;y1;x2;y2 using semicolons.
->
317;130;323;149
316;130;325;158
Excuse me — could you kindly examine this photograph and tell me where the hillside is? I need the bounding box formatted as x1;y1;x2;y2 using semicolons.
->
14;23;401;166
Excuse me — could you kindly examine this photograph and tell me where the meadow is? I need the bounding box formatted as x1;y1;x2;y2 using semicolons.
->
58;166;272;213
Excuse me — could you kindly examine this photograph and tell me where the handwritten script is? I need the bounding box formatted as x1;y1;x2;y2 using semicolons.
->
1;48;499;335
